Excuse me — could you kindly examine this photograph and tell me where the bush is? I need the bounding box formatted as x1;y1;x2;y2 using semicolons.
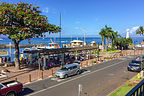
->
93;60;96;63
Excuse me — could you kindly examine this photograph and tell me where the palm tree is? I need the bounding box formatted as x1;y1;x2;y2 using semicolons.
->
104;25;113;51
99;28;106;50
112;31;121;43
112;31;121;49
136;26;144;36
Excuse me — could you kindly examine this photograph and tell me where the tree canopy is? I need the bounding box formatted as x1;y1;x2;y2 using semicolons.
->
0;2;60;42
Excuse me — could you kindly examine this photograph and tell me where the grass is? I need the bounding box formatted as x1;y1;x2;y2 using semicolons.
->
104;57;113;59
109;75;143;96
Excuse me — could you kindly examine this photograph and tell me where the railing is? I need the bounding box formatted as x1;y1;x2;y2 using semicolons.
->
126;79;144;96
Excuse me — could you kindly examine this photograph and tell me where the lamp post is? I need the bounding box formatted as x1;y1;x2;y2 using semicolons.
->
141;43;143;71
97;42;99;61
140;43;144;77
134;41;137;57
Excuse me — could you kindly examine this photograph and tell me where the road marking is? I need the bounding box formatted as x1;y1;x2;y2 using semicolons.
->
27;60;126;96
118;58;127;60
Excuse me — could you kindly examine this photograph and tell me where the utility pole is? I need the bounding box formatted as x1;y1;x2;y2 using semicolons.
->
9;42;11;61
84;31;85;46
59;12;61;48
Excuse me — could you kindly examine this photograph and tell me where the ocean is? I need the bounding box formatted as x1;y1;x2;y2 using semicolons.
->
0;36;143;61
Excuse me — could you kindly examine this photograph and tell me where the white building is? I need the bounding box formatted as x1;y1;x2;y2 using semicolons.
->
126;29;130;38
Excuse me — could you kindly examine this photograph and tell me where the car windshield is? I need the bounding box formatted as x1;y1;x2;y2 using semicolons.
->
131;60;141;64
61;67;68;71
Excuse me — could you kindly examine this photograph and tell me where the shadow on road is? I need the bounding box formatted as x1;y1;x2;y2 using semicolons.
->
18;87;34;96
80;69;87;74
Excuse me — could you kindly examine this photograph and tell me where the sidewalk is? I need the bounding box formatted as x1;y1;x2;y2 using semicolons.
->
0;66;61;84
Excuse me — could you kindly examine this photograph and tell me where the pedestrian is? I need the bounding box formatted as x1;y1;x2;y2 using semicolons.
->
0;57;2;64
5;57;7;63
8;57;11;63
20;57;22;64
3;57;5;63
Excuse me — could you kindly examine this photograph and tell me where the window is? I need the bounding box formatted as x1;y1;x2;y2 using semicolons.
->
73;66;77;69
0;84;4;89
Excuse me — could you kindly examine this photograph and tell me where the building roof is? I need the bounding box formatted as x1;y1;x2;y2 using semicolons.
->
141;42;144;44
91;41;96;43
71;40;84;43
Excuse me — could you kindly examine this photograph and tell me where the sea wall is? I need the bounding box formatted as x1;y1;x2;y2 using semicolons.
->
0;44;45;49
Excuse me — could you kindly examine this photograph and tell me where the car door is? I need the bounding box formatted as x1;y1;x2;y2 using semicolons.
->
67;66;73;76
72;66;78;75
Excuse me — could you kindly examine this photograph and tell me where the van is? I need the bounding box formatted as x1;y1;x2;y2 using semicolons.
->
55;63;80;78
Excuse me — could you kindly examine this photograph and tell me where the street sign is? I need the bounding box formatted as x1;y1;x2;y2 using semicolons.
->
0;50;8;56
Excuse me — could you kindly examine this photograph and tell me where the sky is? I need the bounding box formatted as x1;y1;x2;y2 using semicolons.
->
1;0;144;37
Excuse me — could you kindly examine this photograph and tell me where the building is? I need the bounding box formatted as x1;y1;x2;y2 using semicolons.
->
90;41;96;46
126;29;130;38
71;40;87;47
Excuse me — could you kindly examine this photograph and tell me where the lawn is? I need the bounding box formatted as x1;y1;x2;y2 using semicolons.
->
109;75;143;96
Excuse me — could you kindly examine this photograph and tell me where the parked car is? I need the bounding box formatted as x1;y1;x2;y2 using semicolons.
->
0;80;23;96
55;63;80;79
127;60;144;72
73;60;82;64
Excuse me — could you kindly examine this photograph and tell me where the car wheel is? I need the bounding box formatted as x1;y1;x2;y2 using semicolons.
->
76;70;80;75
6;92;16;96
127;68;130;71
64;74;68;78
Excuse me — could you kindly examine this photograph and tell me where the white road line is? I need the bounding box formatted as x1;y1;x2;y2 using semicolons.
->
27;60;126;96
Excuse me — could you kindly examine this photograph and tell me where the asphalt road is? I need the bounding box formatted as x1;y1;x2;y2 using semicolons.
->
22;55;137;96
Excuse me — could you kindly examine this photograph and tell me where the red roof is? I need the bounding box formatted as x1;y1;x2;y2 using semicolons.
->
141;42;144;44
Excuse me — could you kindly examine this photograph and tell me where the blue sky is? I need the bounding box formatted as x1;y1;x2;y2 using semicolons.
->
1;0;144;37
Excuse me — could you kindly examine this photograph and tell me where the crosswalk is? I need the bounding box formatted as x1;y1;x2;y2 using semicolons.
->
118;56;134;60
50;70;91;82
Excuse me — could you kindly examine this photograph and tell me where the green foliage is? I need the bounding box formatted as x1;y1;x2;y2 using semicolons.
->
93;60;96;63
136;26;144;36
115;37;133;49
0;2;60;42
108;46;115;51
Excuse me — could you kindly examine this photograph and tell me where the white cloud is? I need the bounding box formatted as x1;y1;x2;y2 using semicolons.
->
42;7;49;13
130;26;139;33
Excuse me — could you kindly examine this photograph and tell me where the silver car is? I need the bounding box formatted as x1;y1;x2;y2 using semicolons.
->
55;63;80;79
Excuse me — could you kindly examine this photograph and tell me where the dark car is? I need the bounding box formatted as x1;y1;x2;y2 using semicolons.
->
127;60;143;72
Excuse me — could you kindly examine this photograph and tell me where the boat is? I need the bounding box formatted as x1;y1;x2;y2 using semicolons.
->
0;38;3;40
37;42;60;49
36;39;60;49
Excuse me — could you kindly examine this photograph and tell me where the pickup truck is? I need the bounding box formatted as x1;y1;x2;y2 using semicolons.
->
0;80;23;96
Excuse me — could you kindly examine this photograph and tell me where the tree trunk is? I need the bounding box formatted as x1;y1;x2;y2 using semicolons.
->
106;37;108;51
14;41;20;70
102;40;105;50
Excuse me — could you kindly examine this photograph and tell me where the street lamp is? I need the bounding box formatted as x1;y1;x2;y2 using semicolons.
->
141;43;143;71
97;42;100;61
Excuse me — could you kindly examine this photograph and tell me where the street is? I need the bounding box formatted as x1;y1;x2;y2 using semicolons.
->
22;56;137;96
